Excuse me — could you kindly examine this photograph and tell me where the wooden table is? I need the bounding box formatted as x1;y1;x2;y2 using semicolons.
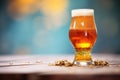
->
0;53;120;80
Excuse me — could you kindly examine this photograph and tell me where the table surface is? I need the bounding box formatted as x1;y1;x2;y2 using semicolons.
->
0;53;120;75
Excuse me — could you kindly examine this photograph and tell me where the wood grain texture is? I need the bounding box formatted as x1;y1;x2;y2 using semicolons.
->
0;54;120;80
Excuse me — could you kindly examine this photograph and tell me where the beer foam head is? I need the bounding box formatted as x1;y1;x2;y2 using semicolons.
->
72;9;94;17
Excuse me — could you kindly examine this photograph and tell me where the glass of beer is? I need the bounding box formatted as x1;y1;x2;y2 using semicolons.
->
69;9;97;66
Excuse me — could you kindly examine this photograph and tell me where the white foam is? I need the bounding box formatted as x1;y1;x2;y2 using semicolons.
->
72;9;94;17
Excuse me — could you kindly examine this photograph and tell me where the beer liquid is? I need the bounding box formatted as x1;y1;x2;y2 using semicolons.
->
69;16;97;61
69;29;97;61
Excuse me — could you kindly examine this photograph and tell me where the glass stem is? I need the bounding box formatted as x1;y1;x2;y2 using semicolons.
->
73;50;93;66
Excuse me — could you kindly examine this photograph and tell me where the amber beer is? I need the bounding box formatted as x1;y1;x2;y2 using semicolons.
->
69;9;97;66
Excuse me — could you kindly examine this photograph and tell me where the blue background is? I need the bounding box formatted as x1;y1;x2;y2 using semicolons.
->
0;0;120;55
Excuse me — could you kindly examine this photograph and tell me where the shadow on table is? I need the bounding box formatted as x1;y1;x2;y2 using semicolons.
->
0;74;120;80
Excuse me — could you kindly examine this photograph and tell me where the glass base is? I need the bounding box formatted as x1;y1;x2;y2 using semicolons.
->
73;61;93;66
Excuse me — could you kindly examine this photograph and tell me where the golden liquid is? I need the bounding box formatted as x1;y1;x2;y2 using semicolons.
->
69;16;97;61
69;29;97;61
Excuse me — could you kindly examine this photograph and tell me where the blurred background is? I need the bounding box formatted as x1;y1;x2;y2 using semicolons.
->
0;0;120;55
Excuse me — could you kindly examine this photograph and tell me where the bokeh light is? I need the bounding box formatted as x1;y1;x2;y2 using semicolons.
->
8;0;40;19
0;0;120;55
41;0;68;15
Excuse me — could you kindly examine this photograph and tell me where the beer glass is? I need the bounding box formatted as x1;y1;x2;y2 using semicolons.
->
69;9;97;66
